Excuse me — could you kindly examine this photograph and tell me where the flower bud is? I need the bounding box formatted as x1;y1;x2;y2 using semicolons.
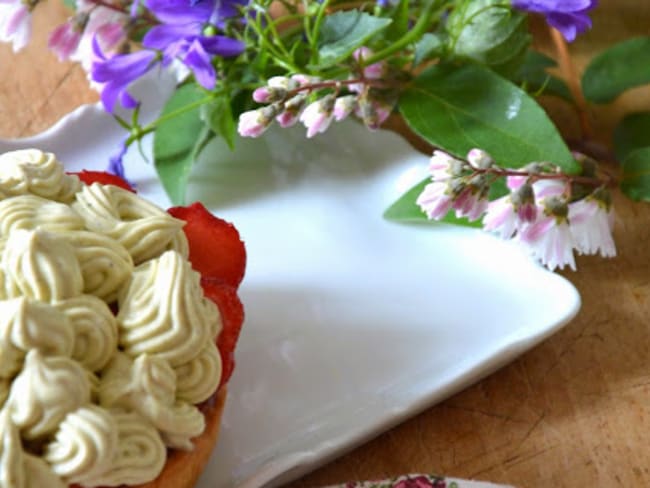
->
299;95;336;138
510;183;537;222
544;196;569;220
467;148;493;169
238;104;280;138
333;95;356;121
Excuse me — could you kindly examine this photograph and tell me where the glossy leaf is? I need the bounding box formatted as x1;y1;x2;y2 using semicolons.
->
383;177;481;227
515;50;572;101
385;0;410;41
153;84;206;205
582;37;650;103
201;96;236;151
398;63;578;172
621;147;650;201
448;0;530;70
413;33;443;67
613;112;650;163
317;11;392;67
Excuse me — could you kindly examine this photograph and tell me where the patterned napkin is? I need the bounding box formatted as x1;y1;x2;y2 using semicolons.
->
326;474;514;488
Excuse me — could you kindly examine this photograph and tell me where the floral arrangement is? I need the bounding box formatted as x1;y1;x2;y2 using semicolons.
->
3;0;649;271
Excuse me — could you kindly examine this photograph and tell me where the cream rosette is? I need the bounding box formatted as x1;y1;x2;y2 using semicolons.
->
117;250;220;367
73;183;187;264
45;405;119;486
0;195;84;236
0;149;81;203
61;231;134;303
175;341;223;405
53;295;118;372
3;229;84;302
0;297;74;379
7;350;91;440
100;353;205;450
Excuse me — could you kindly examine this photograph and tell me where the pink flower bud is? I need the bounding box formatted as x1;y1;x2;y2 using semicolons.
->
238;108;272;137
49;18;84;61
333;95;356;121
353;47;385;79
299;95;335;138
276;110;299;128
253;87;271;103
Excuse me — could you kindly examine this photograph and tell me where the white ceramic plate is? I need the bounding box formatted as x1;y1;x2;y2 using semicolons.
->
0;77;580;488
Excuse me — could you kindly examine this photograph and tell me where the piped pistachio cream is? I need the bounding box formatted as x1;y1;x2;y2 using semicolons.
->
0;150;224;487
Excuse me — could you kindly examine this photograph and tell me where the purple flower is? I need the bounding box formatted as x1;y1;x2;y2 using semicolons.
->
107;141;128;179
511;0;597;42
91;38;159;112
143;0;245;89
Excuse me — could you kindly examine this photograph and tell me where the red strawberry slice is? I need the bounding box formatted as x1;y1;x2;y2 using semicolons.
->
71;170;135;192
168;202;246;288
201;278;245;388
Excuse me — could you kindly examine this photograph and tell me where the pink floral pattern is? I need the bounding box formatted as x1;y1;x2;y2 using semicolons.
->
327;474;513;488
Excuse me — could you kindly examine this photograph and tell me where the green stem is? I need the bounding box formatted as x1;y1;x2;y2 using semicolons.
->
126;93;218;145
309;0;332;64
362;0;442;66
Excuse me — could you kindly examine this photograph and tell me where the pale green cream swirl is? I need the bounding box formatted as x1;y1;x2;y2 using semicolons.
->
175;341;222;405
117;250;219;366
3;229;84;302
23;455;66;488
73;183;186;264
100;353;205;450
53;295;118;372
44;405;118;486
0;149;81;203
0;410;24;488
60;231;134;303
0;195;84;236
89;411;166;487
7;350;91;440
0;297;74;379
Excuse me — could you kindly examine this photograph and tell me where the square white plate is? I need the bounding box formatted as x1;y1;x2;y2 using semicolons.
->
0;77;580;488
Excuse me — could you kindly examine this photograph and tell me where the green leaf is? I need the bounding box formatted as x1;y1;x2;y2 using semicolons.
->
413;33;443;67
63;0;76;9
153;84;207;205
200;96;237;151
317;10;392;67
383;177;481;227
514;50;572;101
385;0;410;41
448;0;530;70
613;112;650;163
398;63;578;172
582;37;650;103
621;147;650;201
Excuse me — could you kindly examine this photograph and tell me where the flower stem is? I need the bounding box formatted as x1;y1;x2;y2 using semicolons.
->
549;26;594;140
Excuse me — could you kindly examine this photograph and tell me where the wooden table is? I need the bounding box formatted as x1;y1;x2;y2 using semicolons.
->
2;2;649;487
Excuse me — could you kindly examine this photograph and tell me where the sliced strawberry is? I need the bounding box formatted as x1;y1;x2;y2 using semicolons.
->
71;170;135;192
201;278;244;388
168;202;246;288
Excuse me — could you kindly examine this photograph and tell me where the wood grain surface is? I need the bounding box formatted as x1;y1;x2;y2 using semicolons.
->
1;2;649;487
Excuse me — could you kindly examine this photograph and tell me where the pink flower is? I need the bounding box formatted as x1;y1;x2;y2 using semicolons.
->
417;182;453;220
568;198;616;257
356;96;392;130
533;178;566;199
519;209;576;271
70;1;127;70
452;186;488;221
333;95;356;121
353;46;385;79
483;196;518;239
0;1;32;52
48;16;85;61
394;475;443;488
276;111;299;127
428;150;463;181
238;109;272;137
467;148;493;169
299;96;335;138
252;86;271;103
